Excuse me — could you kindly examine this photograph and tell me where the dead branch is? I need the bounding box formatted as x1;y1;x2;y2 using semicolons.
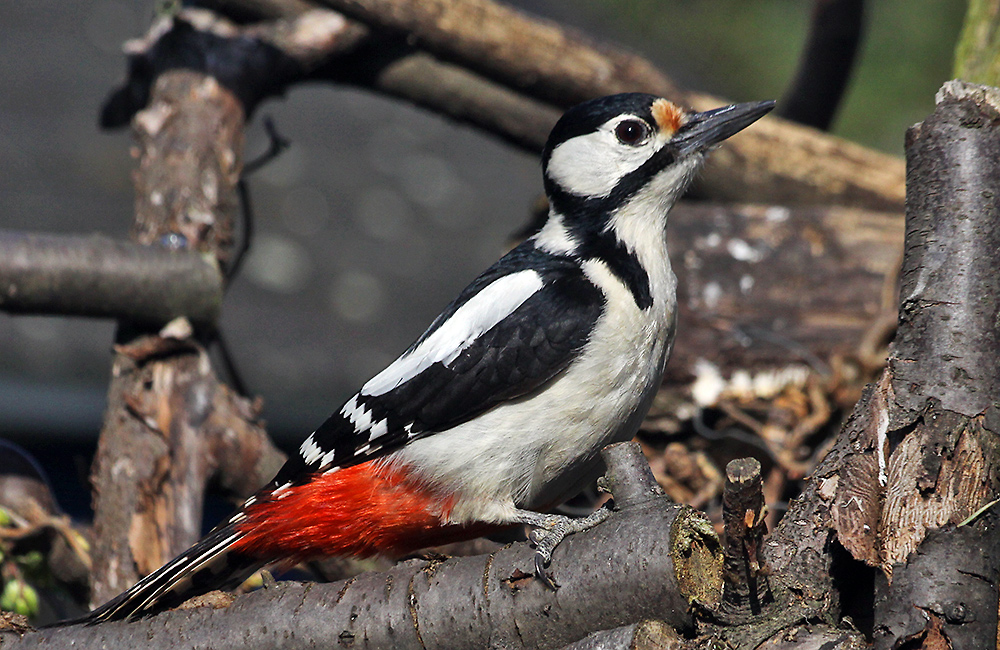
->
4;445;721;650
763;81;1000;649
312;0;903;210
0;231;222;326
142;0;904;210
89;69;282;607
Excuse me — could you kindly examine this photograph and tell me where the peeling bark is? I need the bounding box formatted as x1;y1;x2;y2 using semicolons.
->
765;80;1000;650
89;70;283;606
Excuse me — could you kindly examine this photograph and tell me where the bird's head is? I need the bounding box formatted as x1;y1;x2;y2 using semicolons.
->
541;93;774;209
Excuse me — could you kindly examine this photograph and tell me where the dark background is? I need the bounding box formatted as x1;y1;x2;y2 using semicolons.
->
0;1;966;518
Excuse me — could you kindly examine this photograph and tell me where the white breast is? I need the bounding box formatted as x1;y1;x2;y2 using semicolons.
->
388;254;677;525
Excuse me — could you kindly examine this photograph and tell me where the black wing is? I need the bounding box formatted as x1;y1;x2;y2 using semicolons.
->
271;247;604;488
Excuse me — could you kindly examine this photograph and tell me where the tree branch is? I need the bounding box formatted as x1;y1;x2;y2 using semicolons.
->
778;0;866;130
88;68;282;607
312;0;904;210
147;1;905;210
6;445;722;650
0;231;222;326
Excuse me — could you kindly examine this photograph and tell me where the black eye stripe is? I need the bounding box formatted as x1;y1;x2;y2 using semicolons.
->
614;119;650;146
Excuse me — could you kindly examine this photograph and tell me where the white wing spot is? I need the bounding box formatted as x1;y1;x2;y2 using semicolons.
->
370;418;388;439
341;394;373;432
299;433;325;465
361;270;544;396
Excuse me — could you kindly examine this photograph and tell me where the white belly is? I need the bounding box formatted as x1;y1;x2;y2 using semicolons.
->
387;259;677;524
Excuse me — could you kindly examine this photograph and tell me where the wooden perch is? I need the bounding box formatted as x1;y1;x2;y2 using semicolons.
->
0;231;222;326
5;444;722;650
763;80;1000;649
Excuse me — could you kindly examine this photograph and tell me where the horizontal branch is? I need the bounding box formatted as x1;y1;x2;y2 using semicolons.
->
137;1;903;210
314;0;904;210
0;231;223;326
10;444;722;649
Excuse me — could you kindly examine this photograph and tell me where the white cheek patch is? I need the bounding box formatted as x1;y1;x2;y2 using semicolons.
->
546;119;663;199
361;270;545;396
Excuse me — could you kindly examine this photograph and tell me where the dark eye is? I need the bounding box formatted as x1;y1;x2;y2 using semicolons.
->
614;119;650;146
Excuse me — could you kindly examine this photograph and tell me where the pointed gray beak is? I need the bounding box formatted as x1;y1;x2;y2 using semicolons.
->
674;100;775;155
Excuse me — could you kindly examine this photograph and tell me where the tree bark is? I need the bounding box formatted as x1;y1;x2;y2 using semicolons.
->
4;445;722;650
0;232;222;326
145;0;904;211
89;70;284;606
763;80;1000;649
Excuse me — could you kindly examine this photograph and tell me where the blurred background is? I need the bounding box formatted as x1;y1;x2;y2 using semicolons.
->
0;0;967;517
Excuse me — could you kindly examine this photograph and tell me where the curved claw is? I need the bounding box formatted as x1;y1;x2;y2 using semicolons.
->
534;553;558;590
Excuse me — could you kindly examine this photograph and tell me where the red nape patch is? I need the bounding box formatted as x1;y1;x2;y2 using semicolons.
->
231;461;501;561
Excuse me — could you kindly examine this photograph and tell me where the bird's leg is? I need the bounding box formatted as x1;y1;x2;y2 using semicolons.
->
510;505;613;589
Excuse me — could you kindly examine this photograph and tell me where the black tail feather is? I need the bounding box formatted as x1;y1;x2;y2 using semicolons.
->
62;524;262;625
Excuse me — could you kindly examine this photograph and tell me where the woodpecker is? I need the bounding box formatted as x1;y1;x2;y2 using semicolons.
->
82;93;773;623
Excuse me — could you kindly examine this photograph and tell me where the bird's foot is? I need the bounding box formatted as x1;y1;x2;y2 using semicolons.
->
513;505;613;590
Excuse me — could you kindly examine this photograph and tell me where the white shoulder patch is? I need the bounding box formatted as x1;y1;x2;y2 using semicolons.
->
534;213;578;255
361;269;545;396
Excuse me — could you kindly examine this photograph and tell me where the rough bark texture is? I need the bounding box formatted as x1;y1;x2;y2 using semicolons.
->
763;80;1000;650
755;624;868;649
557;620;686;650
870;80;1000;649
4;445;722;650
0;231;222;325
720;459;771;616
89;70;284;606
314;0;682;108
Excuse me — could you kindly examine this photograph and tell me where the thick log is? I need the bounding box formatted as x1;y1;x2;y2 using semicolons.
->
764;81;1000;649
